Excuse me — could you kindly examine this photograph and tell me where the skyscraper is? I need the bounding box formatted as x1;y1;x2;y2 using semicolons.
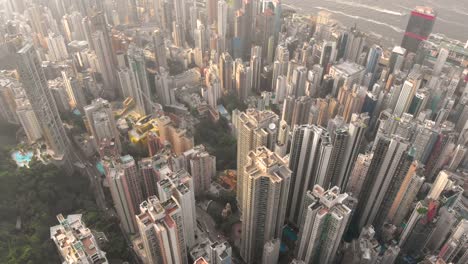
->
346;153;372;198
219;52;233;94
393;71;422;117
372;149;415;229
136;196;187;264
15;98;42;143
45;32;69;61
281;96;313;128
433;48;449;76
240;146;291;263
91;30;117;98
153;29;168;71
401;6;436;54
157;169;196;249
287;124;332;225
354;135;409;230
336;113;369;190
128;44;152;115
385;161;425;226
296;185;352;264
182;145;216;196
236;109;279;215
250;46;262;93
84;98;121;152
155;68;174;106
16;43;71;167
105;155;143;234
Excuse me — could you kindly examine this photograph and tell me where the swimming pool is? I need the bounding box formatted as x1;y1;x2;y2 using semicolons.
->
12;151;34;167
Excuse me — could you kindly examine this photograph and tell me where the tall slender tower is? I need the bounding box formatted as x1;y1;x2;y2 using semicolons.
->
287;124;332;226
128;44;152;115
105;155;143;234
219;52;233;94
354;135;409;230
153;29;168;71
236;109;279;214
16;43;71;168
336;113;369;190
240;147;291;263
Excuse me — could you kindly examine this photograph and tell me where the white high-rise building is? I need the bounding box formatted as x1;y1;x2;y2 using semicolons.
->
51;214;108;264
393;72;422;117
296;185;352;264
240;147;291;263
136;196;187;264
15;98;42;143
236;109;279;216
157;169;197;249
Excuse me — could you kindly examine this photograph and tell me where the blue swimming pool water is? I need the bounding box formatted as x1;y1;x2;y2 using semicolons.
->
96;162;105;175
12;151;34;167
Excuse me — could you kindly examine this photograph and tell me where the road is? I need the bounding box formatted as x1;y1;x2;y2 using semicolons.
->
69;137;107;210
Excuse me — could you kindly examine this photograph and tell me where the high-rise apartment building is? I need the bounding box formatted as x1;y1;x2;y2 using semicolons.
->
182;145;216;196
385;161;425;226
128;44;152;115
287;124;332;226
219;52;233;94
281;96;313;127
136;196;187;264
354;135;409;230
15;98;42;143
335;113;369;191
157;169;197;249
153;29;168;71
84;98;121;152
91;30;117;98
296;185;352;264
51;214;108;264
105;155;143;234
16;43;71;167
346;153;372;198
236;109;279;215
240;147;291;263
373;149;415;229
250;46;262;93
46;32;69;61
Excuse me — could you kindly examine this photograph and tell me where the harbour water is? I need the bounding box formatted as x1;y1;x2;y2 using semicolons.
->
282;0;468;46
